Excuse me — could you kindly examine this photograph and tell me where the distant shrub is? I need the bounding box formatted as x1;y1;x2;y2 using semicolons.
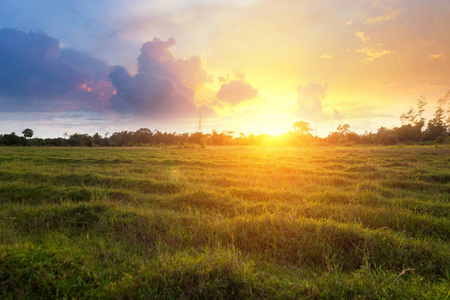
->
436;135;446;144
110;142;117;147
125;142;134;147
84;136;95;147
382;135;397;145
199;138;207;148
183;142;196;149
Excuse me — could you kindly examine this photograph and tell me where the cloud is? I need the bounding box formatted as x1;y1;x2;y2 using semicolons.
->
355;46;392;61
355;32;370;43
216;80;258;104
60;49;110;81
233;71;246;81
0;28;81;98
0;28;114;111
110;37;211;118
353;31;392;62
429;54;443;59
364;3;400;24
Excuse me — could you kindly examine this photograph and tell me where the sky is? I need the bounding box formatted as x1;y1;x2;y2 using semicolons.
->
0;0;449;138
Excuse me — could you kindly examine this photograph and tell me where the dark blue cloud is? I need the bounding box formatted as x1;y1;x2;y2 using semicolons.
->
0;28;83;97
60;49;110;81
0;28;113;111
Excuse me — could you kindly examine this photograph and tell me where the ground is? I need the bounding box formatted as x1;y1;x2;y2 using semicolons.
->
0;145;449;298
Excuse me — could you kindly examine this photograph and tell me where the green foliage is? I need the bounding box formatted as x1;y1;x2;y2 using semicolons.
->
382;135;398;145
1;146;449;298
22;128;34;139
0;132;25;146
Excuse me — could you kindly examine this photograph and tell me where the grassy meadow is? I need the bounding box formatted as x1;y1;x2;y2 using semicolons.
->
0;145;449;299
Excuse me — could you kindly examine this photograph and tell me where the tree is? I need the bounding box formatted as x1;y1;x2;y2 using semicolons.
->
337;124;350;135
134;128;153;144
84;136;95;147
93;133;103;146
400;96;427;126
209;130;233;146
69;133;84;146
325;124;351;145
22;128;34;139
424;95;448;141
3;132;23;146
438;90;450;127
397;96;427;143
292;121;313;135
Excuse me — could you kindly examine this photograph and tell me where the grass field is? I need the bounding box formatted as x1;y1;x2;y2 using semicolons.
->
1;145;449;299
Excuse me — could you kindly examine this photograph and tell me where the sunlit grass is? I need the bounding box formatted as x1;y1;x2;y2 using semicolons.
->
1;146;449;298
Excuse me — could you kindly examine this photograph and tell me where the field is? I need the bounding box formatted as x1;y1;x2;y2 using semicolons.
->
1;145;449;299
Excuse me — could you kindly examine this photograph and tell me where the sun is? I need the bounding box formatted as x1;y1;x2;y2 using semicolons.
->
259;125;288;136
241;115;292;136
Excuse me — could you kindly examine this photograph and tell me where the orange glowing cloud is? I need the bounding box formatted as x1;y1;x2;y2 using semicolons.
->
78;79;116;101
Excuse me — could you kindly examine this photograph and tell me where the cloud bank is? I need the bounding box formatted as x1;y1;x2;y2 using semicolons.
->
0;29;215;119
0;28;81;98
0;28;113;112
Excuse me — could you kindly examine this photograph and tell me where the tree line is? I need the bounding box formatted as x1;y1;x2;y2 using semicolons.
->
1;92;449;147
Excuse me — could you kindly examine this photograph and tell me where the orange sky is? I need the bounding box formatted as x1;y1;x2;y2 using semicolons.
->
113;0;449;136
0;0;449;137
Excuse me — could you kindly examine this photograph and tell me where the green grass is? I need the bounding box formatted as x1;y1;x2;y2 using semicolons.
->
1;146;449;299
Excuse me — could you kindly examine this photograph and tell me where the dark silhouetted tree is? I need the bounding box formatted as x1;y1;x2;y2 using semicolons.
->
22;128;34;139
424;93;448;141
93;133;103;146
396;96;427;142
134;128;153;144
